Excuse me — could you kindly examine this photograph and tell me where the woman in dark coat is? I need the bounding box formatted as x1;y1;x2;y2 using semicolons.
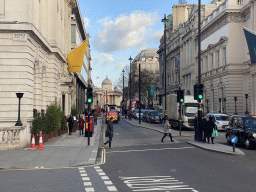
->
103;117;114;149
205;116;216;144
67;114;74;135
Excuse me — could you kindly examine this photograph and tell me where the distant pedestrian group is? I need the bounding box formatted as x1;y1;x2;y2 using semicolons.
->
194;114;218;144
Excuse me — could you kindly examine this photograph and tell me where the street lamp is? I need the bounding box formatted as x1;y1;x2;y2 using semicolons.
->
15;93;24;126
122;69;125;115
161;14;169;117
234;97;238;115
139;64;141;124
223;98;226;114
206;99;209;113
219;98;222;113
245;94;249;115
129;55;133;120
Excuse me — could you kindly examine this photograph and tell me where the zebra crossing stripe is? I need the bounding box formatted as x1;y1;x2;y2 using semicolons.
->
107;186;118;191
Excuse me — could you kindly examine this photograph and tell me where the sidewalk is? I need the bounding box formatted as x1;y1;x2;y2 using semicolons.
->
122;116;245;156
0;118;103;169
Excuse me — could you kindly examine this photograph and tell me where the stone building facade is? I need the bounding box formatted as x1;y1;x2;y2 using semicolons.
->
158;0;256;116
92;76;122;110
0;0;90;149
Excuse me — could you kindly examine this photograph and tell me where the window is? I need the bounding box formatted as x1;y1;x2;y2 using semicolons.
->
141;58;145;61
71;24;76;43
216;51;219;68
211;54;214;70
223;47;226;65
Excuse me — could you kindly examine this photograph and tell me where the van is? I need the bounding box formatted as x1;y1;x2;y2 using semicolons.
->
206;113;229;131
106;111;119;124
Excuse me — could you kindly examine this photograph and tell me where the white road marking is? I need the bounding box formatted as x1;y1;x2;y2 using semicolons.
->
84;182;92;186
81;173;88;177
99;172;106;175
85;187;94;192
107;186;118;191
80;170;86;173
120;176;197;191
95;169;103;172
82;177;90;181
101;176;110;180
94;166;100;169
106;147;195;153
79;167;84;170
104;181;113;185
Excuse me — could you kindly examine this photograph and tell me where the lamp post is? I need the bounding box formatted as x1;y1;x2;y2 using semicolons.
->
219;98;222;113
234;97;238;115
223;98;226;114
206;99;209;113
122;69;125;115
139;64;141;124
162;14;169;118
129;56;133;120
15;93;24;126
245;94;249;115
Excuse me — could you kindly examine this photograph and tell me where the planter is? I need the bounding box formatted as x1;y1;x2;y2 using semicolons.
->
58;130;62;136
52;130;58;137
42;133;48;143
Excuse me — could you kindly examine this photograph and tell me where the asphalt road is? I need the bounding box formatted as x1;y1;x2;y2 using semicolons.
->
1;118;256;192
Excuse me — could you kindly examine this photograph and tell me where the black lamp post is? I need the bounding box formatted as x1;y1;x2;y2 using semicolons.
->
122;69;125;114
129;56;133;120
245;94;249;115
223;98;226;114
206;99;209;113
15;93;24;126
234;97;238;115
219;98;222;113
162;14;169;117
139;64;141;124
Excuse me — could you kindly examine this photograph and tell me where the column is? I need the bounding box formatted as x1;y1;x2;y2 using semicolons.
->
48;0;57;46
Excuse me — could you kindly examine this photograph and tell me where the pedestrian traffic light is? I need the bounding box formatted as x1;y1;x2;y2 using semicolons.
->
177;90;184;103
198;84;204;100
87;87;93;104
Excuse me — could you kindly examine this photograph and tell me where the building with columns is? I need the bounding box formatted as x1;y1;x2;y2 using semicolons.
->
92;76;122;110
158;0;256;116
0;0;90;149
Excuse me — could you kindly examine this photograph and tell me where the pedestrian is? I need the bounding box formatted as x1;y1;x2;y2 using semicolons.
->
103;117;114;149
67;114;74;135
194;114;198;141
161;116;174;143
205;116;216;144
93;110;98;125
201;114;207;142
78;116;85;135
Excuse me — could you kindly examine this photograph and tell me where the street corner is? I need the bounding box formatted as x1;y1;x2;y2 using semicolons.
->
186;141;245;156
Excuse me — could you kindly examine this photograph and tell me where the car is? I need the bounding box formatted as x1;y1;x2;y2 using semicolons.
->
226;115;256;149
133;109;144;119
146;111;162;124
106;111;119;124
206;113;229;131
142;110;149;122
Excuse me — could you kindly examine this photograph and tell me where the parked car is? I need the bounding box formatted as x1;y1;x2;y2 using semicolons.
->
133;109;144;119
142;110;149;122
226;115;256;149
106;111;119;124
146;111;162;124
206;113;229;131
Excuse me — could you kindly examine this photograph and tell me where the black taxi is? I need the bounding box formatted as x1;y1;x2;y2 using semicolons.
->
226;115;256;149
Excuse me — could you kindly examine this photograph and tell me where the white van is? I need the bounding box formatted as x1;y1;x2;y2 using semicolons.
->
206;113;229;131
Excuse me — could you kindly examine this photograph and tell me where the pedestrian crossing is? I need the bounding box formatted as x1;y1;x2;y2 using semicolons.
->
78;166;118;192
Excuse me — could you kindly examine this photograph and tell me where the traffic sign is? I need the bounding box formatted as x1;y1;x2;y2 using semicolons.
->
231;136;238;144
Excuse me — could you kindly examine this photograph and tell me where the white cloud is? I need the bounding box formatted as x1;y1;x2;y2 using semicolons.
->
93;11;159;53
83;17;89;28
91;53;115;68
148;30;163;44
111;63;126;72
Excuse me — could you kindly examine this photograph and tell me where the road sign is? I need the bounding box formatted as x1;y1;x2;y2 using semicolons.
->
231;136;238;144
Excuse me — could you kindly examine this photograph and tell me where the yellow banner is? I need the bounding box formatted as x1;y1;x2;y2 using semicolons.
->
67;40;88;72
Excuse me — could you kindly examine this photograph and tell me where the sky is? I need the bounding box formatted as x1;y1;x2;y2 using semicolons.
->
78;0;211;89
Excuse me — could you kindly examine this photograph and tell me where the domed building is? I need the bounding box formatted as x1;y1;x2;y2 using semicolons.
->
91;76;122;111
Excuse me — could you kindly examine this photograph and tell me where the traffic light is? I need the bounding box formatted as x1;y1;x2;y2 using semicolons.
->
177;90;184;103
194;84;198;100
198;84;204;100
87;86;93;104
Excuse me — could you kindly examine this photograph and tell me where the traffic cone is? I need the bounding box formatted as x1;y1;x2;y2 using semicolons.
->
37;131;45;149
30;134;36;149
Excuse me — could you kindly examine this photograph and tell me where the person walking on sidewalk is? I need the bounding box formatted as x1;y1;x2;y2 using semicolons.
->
201;114;207;142
161;116;174;143
205;116;216;144
194;114;198;141
78;116;85;135
103;117;114;149
67;114;74;135
93;110;98;125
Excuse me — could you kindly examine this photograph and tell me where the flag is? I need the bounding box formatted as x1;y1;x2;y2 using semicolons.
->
242;26;256;64
67;40;88;72
150;86;155;96
175;56;180;68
